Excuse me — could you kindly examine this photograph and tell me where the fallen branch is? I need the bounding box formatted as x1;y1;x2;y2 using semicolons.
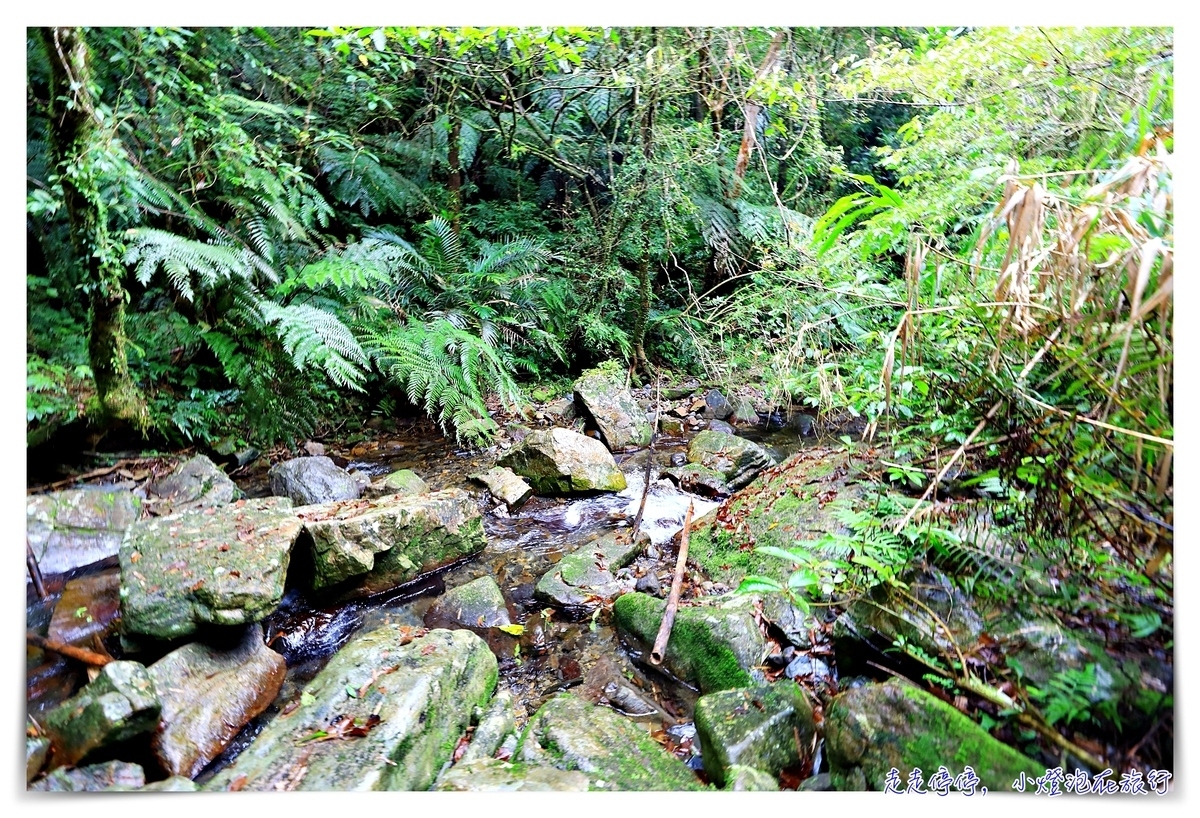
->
26;458;155;495
651;500;693;665
27;632;112;667
27;540;47;601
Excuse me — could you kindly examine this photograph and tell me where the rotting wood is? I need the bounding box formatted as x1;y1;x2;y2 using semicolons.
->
27;632;112;667
651;500;693;665
26;539;47;601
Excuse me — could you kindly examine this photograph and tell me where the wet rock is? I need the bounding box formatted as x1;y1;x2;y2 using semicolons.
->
435;757;590;791
43;660;161;769
205;627;497;791
516;692;704;790
613;592;765;693
694;682;816;788
544;397;576;418
727;765;780;791
658;417;685;436
790;413;816;437
427;575;512;629
461;689;516;763
26;719;49;783
49;569;121;647
573;368;654;450
703;389;733;419
365;468;429;499
109;776;199;791
119;497;301;640
799;772;834;791
146;455;237;516
825;680;1042;792
303;440;326;457
348;470;372;495
297;489;484;599
29;760;145;791
469;466;533;508
784;653;834;687
730;397;759;425
706;418;737;434
662;463;733;498
662;385;697;400
148;624;286;778
535;531;642;609
686;430;775;491
268;456;362;505
27;487;143;576
670;452;688;467
635;571;661;596
498;428;627;495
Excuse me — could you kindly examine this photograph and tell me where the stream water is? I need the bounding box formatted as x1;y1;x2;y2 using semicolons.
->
26;421;812;784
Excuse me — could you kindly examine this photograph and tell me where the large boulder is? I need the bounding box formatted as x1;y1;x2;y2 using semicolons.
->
435;758;589;791
662;463;733;498
825;680;1042;792
205;627;497;791
535;531;641;609
269;456;362;505
702;389;733;419
119;497;302;641
686;430;775;491
426;575;512;629
297;489;484;598
613;592;764;694
42;661;161;769
27;487;143;576
498;428;626;494
694;682;816;788
469;466;534;508
148;624;287;778
146;455;237;515
48;569;121;647
515;692;704;791
573;369;653;450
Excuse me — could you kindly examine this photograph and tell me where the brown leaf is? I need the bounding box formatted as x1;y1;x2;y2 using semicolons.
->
227;773;248;792
130;551;141;564
189;580;205;592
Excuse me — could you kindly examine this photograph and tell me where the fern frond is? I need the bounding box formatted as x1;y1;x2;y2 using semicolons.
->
259;301;368;390
124;228;276;301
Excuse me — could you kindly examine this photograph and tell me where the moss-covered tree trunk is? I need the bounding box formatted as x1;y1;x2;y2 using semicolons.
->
39;27;146;427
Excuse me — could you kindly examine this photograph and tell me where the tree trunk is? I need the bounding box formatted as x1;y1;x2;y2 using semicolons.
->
728;31;785;201
40;27;146;428
447;114;462;235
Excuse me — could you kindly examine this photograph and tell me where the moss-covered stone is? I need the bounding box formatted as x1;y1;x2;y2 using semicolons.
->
461;689;517;763
427;575;512;628
515;692;704;790
204;627;497;791
468;466;534;507
686;430;775;490
687;446;857;586
43;661;161;769
662;463;732;498
29;760;145;792
694;682;816;788
27;487;143;576
613;592;763;693
726;765;780;791
119;497;301;640
573;368;653;450
825;680;1043;792
435;757;589;791
498;428;626;494
146;454;237;515
535;531;642;609
365;469;429;499
298;489;484;598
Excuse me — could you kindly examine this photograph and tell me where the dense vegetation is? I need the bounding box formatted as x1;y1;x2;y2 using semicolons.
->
27;26;1172;763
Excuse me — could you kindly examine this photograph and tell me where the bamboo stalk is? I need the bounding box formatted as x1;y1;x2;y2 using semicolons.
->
651;500;693;665
27;632;112;667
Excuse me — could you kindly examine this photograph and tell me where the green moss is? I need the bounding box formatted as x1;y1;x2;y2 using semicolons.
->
613;592;752;693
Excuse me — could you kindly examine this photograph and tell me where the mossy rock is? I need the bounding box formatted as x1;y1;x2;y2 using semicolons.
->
515;692;704;790
613;592;763;693
825;680;1043;792
435;758;589;791
573;368;653;450
498;427;627;494
694;682;816;788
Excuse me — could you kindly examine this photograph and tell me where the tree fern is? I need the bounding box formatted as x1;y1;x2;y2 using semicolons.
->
124;228;276;301
258;301;368;390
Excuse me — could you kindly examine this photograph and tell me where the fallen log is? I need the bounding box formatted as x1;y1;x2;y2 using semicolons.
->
27;632;112;667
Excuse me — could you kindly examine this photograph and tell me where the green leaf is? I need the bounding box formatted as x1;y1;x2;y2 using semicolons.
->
300;692;316;707
733;575;785;595
496;624;525;636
